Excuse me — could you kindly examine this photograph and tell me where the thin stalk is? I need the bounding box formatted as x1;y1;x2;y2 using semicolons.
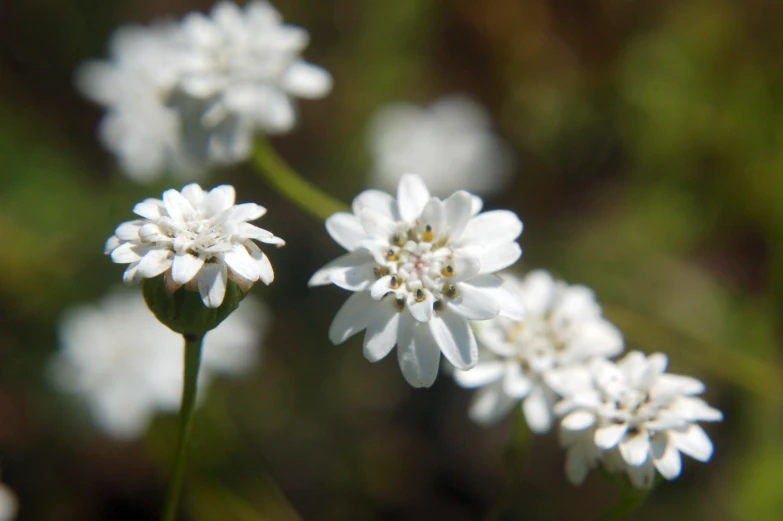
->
252;138;349;221
161;333;205;521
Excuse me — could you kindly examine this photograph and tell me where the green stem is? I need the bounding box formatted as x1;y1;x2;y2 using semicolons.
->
252;138;349;221
483;409;530;521
596;483;650;521
161;333;205;521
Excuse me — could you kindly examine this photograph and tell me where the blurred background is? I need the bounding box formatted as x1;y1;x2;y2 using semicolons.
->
1;0;782;519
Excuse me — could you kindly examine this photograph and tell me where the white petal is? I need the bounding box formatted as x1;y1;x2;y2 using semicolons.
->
104;235;121;255
110;242;143;264
419;198;444;235
396;174;430;222
359;209;397;239
565;445;594;486
449;254;482;283
205;185;236;215
133;198;166;219
523;385;553;433
281;61;333;98
114;221;143;241
443;191;476;239
308;251;375;290
326;213;368;251
429;308;477;370
669;424;714;462
397;318;441;388
459;210;523;247
181;183;207;207
652;374;706;398
561;410;597;431
468;382;517;425
224;244;259;282
363;298;400;362
447;282;500;320
477;242;522;274
163;189;196;224
138;249;172;278
238;222;277;242
369;275;394;300
352;189;399;221
197;261;228;308
619;432;651;467
625;460;656;489
408;292;435;322
171;253;205;284
467;274;526;320
502;362;533;398
122;262;141;284
245;241;274;284
566;320;624;360
328;291;374;344
651;434;682;480
666;396;723;422
595;423;628;450
453;360;505;388
229;203;267;223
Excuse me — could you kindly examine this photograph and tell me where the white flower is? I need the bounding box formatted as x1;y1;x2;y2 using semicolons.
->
52;290;269;439
453;270;623;433
367;95;515;196
77;1;332;179
0;478;17;521
551;351;723;488
105;183;284;308
309;174;525;388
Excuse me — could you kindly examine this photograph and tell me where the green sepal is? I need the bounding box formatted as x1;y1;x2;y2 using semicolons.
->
142;275;246;336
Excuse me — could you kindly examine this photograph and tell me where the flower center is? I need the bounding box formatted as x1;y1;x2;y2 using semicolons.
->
158;217;232;255
373;223;457;307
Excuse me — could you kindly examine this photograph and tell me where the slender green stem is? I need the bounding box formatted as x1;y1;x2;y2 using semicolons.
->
251;138;349;221
595;483;650;521
161;333;205;521
483;409;530;521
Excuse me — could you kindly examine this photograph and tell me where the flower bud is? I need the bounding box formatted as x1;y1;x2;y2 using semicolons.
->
142;275;246;336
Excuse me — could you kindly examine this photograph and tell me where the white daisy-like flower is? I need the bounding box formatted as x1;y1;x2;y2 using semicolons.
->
309;173;525;388
78;1;332;179
453;270;623;433
367;95;515;196
105;183;284;308
551;351;723;488
0;478;17;521
52;290;269;439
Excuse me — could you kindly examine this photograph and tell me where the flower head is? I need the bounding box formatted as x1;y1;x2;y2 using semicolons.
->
367;95;515;196
78;1;332;179
309;174;525;387
52;290;269;439
551;351;723;488
106;183;284;308
453;270;623;433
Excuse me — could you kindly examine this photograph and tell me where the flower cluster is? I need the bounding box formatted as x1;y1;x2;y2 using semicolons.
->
451;270;722;488
52;290;268;439
105;183;284;308
310;174;525;387
367;95;515;196
77;1;332;180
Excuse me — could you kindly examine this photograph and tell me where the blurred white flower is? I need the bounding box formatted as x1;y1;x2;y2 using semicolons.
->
309;174;525;388
52;290;269;439
105;183;284;308
551;351;723;488
77;1;332;180
367;95;515;197
453;270;623;433
0;479;17;521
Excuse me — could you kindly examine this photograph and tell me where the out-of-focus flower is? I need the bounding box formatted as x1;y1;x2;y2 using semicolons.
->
0;478;17;521
551;351;723;488
105;183;284;308
52;290;268;439
77;1;332;180
453;271;623;433
309;173;525;388
367;95;515;196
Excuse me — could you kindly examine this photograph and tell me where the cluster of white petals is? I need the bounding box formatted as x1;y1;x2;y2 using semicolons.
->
551;351;723;488
105;183;284;308
77;1;332;180
309;174;525;387
453;271;623;433
52;290;268;439
367;95;515;196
